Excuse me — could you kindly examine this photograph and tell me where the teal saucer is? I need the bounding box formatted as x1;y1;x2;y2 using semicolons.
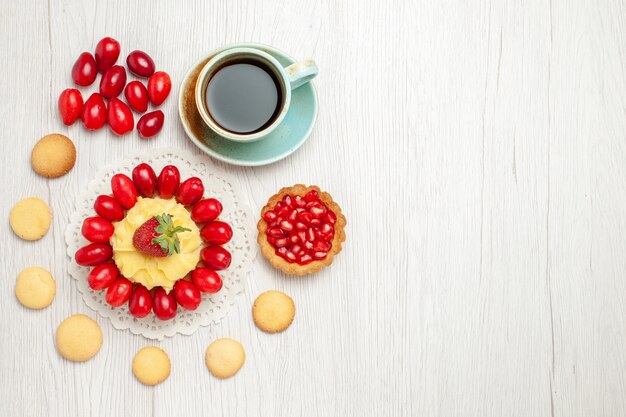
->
178;43;318;166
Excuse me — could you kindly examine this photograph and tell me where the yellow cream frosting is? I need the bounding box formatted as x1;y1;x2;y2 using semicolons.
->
111;197;202;292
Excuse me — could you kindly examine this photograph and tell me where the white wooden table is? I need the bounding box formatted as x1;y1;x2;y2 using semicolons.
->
2;0;626;415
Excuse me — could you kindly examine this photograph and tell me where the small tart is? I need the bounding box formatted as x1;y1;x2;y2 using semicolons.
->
257;185;346;275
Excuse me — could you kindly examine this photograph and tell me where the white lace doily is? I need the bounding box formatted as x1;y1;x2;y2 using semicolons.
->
65;148;257;340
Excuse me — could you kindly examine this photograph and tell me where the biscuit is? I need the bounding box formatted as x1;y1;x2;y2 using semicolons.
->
15;266;56;309
56;314;102;362
10;197;51;241
31;133;76;178
252;290;296;333
205;338;245;379
132;346;171;386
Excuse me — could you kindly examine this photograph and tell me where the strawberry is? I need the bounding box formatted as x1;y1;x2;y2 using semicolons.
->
132;213;190;257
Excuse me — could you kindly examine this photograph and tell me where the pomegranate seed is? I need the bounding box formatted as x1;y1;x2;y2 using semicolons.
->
278;207;290;218
295;221;307;230
280;220;294;232
306;201;316;209
283;195;293;207
306;228;316;242
291;244;302;255
263;210;277;222
290;235;300;244
267;236;277;245
299;212;313;224
285;251;297;262
313;251;328;260
310;218;322;227
275;238;288;248
313;239;332;252
317;224;334;240
275;201;284;210
294;195;306;207
324;233;335;242
304;241;314;250
326;211;337;224
276;247;289;259
297;231;307;243
310;204;327;218
288;209;298;222
320;223;333;235
304;190;319;202
298;254;313;265
267;227;284;238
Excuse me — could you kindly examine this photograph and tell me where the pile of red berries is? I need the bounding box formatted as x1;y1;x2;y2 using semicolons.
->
58;37;171;138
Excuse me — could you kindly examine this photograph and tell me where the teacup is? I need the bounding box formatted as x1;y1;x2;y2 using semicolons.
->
195;46;318;143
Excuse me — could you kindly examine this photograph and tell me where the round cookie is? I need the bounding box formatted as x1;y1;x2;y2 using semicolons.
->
205;338;245;379
31;133;76;178
132;346;171;386
15;266;56;309
10;197;51;241
56;314;102;362
252;290;296;333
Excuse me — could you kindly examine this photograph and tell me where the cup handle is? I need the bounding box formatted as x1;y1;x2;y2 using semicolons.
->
285;60;318;90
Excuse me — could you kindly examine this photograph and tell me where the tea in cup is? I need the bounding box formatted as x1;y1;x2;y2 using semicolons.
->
195;47;318;143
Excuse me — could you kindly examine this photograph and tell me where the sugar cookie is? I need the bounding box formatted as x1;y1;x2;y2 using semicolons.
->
10;197;51;241
205;338;245;379
15;266;56;309
252;290;296;333
56;314;102;362
132;346;171;386
31;133;76;178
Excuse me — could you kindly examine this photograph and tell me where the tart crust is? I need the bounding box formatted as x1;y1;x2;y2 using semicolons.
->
257;184;347;275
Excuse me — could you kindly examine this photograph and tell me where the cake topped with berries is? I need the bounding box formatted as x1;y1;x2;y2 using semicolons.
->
74;162;233;320
111;197;202;292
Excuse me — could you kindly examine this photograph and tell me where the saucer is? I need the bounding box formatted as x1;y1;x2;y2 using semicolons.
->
178;43;318;166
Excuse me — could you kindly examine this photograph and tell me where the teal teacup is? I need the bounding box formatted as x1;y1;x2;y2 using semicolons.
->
195;47;318;143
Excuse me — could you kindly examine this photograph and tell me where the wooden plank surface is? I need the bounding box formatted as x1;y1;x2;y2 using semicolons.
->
1;0;626;415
